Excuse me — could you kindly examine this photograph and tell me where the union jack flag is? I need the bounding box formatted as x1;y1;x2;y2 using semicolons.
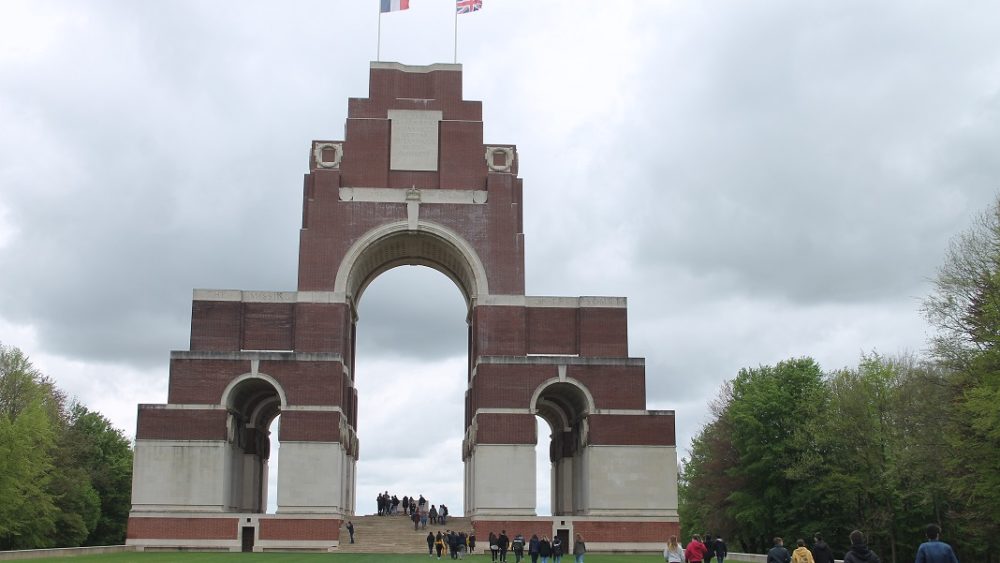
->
456;0;482;14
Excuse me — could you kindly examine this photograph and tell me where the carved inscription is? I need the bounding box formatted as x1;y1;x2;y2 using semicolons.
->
388;109;442;171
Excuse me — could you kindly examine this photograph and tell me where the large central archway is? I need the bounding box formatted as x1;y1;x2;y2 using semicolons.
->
352;263;469;515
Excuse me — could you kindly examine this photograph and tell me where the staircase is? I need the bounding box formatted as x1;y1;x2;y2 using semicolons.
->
338;514;476;554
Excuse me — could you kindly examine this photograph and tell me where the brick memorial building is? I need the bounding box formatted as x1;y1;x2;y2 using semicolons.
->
127;62;679;552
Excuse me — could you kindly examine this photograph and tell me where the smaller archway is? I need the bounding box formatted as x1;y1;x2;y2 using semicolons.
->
223;376;284;513
532;380;593;516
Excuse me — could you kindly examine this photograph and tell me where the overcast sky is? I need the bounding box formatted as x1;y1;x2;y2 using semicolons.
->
2;0;1000;517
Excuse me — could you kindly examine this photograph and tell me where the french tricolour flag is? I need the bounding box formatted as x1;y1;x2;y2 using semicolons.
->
380;0;409;12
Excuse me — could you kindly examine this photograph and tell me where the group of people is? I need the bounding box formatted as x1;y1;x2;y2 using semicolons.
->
428;529;476;559
374;492;451;530
486;530;587;563
665;525;959;563
378;492;447;519
665;533;728;563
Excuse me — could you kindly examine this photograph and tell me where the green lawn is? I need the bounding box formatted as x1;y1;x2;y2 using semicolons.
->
15;554;668;563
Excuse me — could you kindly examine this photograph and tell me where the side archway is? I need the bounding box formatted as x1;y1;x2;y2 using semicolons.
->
221;374;285;513
531;379;594;516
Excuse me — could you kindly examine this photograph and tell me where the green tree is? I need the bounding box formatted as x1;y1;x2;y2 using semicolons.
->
0;343;59;550
67;404;133;545
679;382;743;545
726;357;827;552
922;196;1000;563
0;343;134;549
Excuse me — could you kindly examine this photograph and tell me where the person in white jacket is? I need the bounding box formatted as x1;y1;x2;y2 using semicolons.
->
665;535;686;563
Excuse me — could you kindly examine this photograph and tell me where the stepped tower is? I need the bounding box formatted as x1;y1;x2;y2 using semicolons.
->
127;62;679;552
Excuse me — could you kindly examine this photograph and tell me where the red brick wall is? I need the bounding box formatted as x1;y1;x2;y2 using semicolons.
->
190;301;241;351
473;306;526;356
167;359;250;404
579;308;628;357
259;360;343;407
526;307;578;355
280;410;341;442
469;364;555;411
135;407;227;440
475;412;535;445
566;364;646;410
258;518;340;541
572;520;679;543
440;120;486;189
242;303;294;351
473;521;551;542
587;413;676;446
126;517;238;540
293;302;348;353
340;118;389;187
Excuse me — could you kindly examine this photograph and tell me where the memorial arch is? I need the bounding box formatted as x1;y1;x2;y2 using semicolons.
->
128;62;678;552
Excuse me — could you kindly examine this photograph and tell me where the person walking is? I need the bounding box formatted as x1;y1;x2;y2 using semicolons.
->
715;536;728;563
529;534;541;563
512;533;525;563
489;532;499;562
498;530;510;563
539;535;552;563
436;531;446;560
428;532;437;557
793;539;816;563
572;533;587;563
346;521;355;544
915;524;959;563
811;534;834;563
686;534;708;563
843;531;881;563
768;538;791;563
665;535;685;563
552;535;564;563
705;535;716;563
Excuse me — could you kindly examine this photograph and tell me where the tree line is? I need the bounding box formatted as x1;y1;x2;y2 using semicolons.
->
0;343;133;550
679;197;1000;563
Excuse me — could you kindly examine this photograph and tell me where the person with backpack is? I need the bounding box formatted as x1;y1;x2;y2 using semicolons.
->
552;535;564;563
512;533;526;563
539;535;552;563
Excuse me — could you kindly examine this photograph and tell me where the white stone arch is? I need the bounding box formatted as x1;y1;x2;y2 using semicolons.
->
220;372;289;410
528;376;596;421
333;220;490;308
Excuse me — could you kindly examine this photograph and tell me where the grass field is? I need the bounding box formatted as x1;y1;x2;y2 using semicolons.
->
15;553;668;563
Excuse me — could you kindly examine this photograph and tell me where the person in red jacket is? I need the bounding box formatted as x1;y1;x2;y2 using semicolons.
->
686;534;708;563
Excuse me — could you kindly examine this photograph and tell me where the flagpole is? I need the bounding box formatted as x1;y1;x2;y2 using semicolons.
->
377;8;382;61
453;6;458;63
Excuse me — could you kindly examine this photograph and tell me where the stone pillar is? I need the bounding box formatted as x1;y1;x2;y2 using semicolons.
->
277;442;346;513
466;444;536;517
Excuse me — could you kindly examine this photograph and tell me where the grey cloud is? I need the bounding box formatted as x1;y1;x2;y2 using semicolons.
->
355;268;469;362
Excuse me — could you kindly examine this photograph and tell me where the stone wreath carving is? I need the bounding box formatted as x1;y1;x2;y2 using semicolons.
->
313;142;343;169
485;146;514;172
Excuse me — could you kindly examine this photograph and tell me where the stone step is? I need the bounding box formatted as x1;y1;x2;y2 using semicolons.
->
338;515;477;553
